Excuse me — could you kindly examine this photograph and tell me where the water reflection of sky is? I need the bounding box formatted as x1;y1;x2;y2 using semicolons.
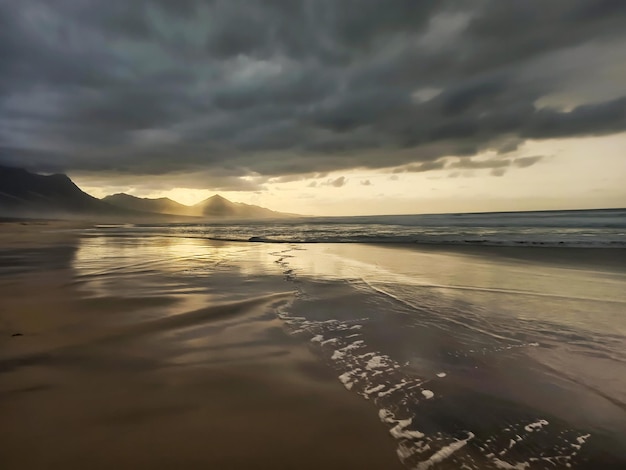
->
73;234;284;315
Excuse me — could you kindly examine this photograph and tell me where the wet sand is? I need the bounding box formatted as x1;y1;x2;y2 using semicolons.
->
279;242;626;468
0;222;403;469
3;221;625;469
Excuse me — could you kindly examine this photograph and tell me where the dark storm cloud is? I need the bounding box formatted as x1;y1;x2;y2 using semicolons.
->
1;0;625;184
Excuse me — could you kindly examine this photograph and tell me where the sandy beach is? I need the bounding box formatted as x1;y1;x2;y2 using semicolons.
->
0;221;403;469
1;221;625;469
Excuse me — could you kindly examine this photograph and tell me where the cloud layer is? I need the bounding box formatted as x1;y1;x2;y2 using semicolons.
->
1;0;625;181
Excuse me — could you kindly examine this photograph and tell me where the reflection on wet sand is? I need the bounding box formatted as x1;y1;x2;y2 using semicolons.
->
0;226;403;469
2;223;625;469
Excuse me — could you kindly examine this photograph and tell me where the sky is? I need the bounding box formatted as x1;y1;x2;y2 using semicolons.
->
1;0;625;216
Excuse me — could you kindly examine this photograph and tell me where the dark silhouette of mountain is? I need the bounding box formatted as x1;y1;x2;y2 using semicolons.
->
103;192;292;218
103;193;195;216
0;164;293;220
0;164;123;217
193;194;287;218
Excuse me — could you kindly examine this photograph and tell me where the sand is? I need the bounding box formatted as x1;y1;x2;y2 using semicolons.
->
3;220;625;469
0;222;403;469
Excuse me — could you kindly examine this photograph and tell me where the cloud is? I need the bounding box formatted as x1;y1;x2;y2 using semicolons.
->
513;155;545;168
449;158;511;170
323;176;348;188
0;0;625;182
393;160;448;173
444;154;545;177
74;170;268;193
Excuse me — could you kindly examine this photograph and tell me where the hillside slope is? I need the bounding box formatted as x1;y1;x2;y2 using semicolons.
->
0;165;122;217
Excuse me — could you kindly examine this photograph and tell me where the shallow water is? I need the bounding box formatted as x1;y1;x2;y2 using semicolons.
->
273;243;626;469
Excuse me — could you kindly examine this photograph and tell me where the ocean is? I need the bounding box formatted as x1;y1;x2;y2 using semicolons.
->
2;208;626;469
97;207;626;247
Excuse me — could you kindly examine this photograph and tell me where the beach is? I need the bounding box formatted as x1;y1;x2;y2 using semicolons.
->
0;222;403;469
1;221;625;469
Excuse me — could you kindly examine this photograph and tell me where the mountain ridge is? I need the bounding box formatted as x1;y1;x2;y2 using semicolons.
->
105;192;292;219
0;164;125;217
0;164;293;220
102;193;196;216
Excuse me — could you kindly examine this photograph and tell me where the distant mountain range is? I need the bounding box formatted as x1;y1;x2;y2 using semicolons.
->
0;164;292;220
103;193;288;218
102;193;195;216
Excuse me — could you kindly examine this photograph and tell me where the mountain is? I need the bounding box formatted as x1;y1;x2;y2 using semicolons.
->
193;194;287;218
103;192;292;219
0;164;122;217
0;164;292;220
103;193;195;216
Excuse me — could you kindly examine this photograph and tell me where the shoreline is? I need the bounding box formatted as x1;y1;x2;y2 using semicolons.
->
365;242;626;271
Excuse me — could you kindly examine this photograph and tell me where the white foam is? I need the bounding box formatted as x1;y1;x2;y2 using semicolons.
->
378;410;425;442
396;440;431;462
331;340;365;361
343;340;364;350
338;372;354;390
331;350;345;360
378;381;408;398
416;432;475;470
421;390;434;399
366;355;390;370
310;335;323;343
397;442;418;461
572;433;591;450
364;384;386;396
436;372;447;378
492;458;530;470
378;408;395;424
576;433;590;445
524;419;548;432
389;418;425;440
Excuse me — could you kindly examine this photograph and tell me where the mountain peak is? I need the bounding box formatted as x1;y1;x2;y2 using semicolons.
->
48;173;71;181
103;193;193;216
0;165;118;217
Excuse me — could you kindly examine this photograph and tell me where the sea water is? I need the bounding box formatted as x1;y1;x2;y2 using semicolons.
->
95;207;626;247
